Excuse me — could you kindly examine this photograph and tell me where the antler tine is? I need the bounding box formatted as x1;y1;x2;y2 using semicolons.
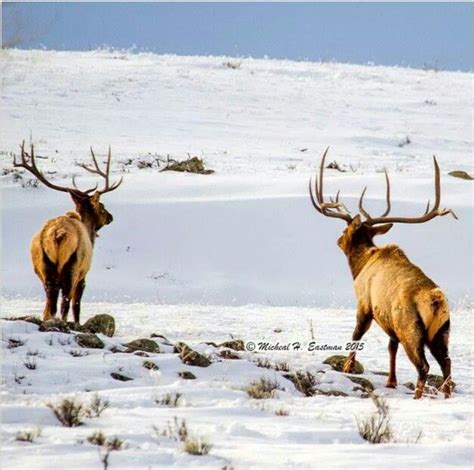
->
309;148;352;222
13;141;72;194
358;187;372;219
380;169;391;217
365;155;457;225
309;177;323;214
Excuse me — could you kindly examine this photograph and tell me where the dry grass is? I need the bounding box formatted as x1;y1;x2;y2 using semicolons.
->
356;394;393;444
48;398;84;427
15;427;42;443
246;377;281;399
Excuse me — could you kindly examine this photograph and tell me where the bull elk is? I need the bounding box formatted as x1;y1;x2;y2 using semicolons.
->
309;149;456;399
14;142;123;323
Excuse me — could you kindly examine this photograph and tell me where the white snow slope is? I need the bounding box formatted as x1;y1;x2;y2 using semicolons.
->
1;50;473;469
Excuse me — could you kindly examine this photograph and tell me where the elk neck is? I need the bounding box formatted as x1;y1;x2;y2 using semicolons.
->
76;210;98;245
346;241;377;280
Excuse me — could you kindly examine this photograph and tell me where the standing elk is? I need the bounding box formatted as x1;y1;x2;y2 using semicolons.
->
309;149;456;399
14;142;122;323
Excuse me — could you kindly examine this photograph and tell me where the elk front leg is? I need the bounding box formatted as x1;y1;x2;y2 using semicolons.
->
386;338;399;388
343;308;372;373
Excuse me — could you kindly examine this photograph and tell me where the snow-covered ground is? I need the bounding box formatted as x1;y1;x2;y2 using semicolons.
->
1;49;473;468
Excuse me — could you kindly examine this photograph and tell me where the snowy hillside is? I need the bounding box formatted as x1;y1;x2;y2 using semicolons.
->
1;50;473;469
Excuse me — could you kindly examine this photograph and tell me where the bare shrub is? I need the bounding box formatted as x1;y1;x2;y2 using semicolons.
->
15;427;42;442
85;393;110;418
275;408;289;416
246;377;281;399
155;393;182;407
155;417;211;456
48;397;84;427
22;356;37;370
356;394;393;444
286;370;318;397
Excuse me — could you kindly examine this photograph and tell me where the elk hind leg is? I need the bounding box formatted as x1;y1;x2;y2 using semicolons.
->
41;254;59;321
427;320;452;398
343;310;372;373
71;279;86;324
386;338;399;388
59;253;77;322
402;332;429;399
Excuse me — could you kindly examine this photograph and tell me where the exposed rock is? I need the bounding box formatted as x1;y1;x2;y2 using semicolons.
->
111;372;133;381
75;333;104;349
174;342;211;367
160;156;214;175
82;314;115;337
347;375;374;392
133;351;150;357
125;338;160;354
448;170;473;180
218;339;245;351
178;371;196;380
150;333;172;345
143;360;159;371
39;319;70;333
323;355;364;374
7;315;43;326
404;375;456;393
314;389;349;397
219;349;240;360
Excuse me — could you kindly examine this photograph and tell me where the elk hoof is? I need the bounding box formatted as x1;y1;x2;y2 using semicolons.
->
385;380;397;389
413;388;423;399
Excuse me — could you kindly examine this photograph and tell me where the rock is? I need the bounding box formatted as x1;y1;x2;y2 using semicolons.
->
174;342;211;367
133;351;150;357
323;355;364;374
404;382;415;391
448;170;474;180
7;315;43;326
150;333;172;345
347;375;374;392
111;372;133;381
39;319;70;333
218;340;245;351
427;374;456;390
75;333;104;349
143;360;159;371
219;349;240;360
179;371;196;380
125;338;160;353
82;314;115;337
314;389;349;397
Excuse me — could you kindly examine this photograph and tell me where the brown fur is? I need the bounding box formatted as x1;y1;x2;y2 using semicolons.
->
31;193;113;323
339;216;452;399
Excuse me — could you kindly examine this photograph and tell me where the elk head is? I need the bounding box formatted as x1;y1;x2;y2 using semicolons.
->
309;148;457;261
14;142;123;242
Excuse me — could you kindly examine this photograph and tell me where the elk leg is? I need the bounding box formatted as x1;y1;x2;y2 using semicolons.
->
44;279;60;320
386;338;399;388
343;312;372;373
59;253;77;322
402;337;429;399
71;279;86;324
427;321;452;398
42;254;59;320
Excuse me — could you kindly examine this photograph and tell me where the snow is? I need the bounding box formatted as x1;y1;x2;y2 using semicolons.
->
1;49;473;468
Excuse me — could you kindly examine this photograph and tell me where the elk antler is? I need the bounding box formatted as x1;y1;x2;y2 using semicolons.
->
360;156;457;225
13;141;97;196
79;146;123;195
309;147;352;223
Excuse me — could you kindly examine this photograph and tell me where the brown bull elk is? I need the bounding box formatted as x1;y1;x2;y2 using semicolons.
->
14;142;123;323
309;149;456;399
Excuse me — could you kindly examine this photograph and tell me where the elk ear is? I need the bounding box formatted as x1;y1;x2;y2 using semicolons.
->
351;214;362;228
370;223;393;237
90;192;101;204
69;190;86;205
